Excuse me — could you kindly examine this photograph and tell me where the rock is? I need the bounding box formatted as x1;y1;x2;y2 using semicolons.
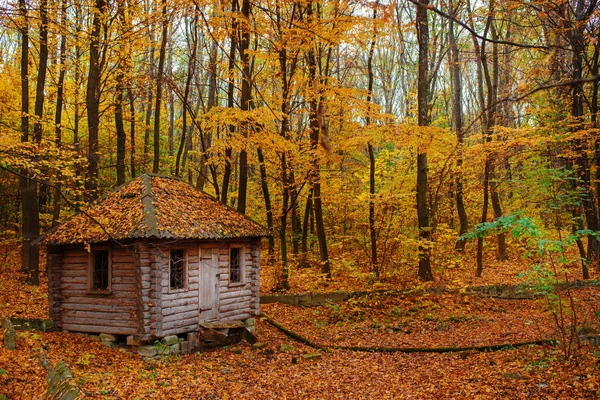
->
180;341;189;354
126;335;144;346
581;334;600;347
301;352;322;360
169;344;180;355
99;333;117;343
500;372;525;380
244;318;256;334
278;344;295;353
2;318;16;351
156;344;170;356
230;347;242;354
99;341;115;348
251;342;266;350
161;335;179;346
137;346;157;357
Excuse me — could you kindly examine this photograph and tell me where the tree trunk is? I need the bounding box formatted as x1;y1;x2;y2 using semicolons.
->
52;0;67;227
366;4;378;276
306;0;331;279
222;0;238;205
33;0;48;212
257;148;275;263
415;0;433;281
237;0;251;214
127;88;136;178
18;0;40;285
448;4;469;252
152;0;169;174
114;1;127;185
175;14;198;178
85;0;106;199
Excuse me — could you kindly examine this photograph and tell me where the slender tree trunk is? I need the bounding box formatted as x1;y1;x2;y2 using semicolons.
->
237;0;251;214
306;1;331;279
85;0;106;199
52;0;67;226
448;5;469;251
281;153;290;289
221;0;238;205
415;0;433;281
591;43;600;269
127;88;136;178
366;4;378;276
114;1;127;185
175;15;198;177
33;0;48;213
257;148;275;263
19;0;40;285
153;0;169;174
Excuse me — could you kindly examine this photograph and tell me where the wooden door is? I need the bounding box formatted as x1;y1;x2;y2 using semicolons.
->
199;248;219;321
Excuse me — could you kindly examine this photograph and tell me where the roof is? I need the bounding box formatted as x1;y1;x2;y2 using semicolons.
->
43;174;269;245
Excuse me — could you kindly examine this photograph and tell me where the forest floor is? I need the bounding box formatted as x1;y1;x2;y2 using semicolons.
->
1;243;600;398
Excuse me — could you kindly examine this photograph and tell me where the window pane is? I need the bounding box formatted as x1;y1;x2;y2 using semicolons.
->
230;248;241;283
92;250;109;290
170;249;185;289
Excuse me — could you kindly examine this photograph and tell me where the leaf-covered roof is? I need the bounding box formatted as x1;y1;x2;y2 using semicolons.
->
43;174;269;245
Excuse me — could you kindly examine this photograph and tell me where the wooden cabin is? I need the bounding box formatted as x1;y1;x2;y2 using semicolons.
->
42;174;268;342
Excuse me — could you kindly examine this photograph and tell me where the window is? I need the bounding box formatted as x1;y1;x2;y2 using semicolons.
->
91;249;110;290
170;249;186;290
229;248;241;283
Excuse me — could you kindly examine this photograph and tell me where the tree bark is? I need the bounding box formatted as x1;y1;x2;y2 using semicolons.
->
114;0;127;185
416;0;433;281
52;0;67;227
236;0;251;214
152;0;169;174
448;4;469;252
19;0;40;285
85;0;106;199
306;1;331;279
366;4;378;276
221;0;238;205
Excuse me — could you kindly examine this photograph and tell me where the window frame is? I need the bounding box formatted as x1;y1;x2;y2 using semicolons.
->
228;245;245;286
87;245;112;294
169;248;188;292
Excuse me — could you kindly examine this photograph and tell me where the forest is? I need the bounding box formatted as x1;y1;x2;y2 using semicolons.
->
1;0;600;398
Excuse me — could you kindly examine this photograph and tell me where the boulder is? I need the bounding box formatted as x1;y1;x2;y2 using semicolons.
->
302;352;322;361
278;344;295;353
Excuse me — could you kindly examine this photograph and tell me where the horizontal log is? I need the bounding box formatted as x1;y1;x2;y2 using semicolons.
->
61;276;87;284
219;302;251;313
61;296;137;306
61;302;135;313
62;255;89;264
62;316;138;328
111;266;136;275
62;323;137;335
163;301;198;316
161;318;198;333
111;255;135;263
111;276;135;284
162;310;199;323
63;310;135;320
61;269;86;278
219;289;252;300
219;295;253;306
219;311;252;320
160;299;200;311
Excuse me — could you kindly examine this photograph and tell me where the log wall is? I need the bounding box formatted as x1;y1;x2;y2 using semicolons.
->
216;239;261;321
50;237;262;339
156;243;201;337
58;244;139;335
